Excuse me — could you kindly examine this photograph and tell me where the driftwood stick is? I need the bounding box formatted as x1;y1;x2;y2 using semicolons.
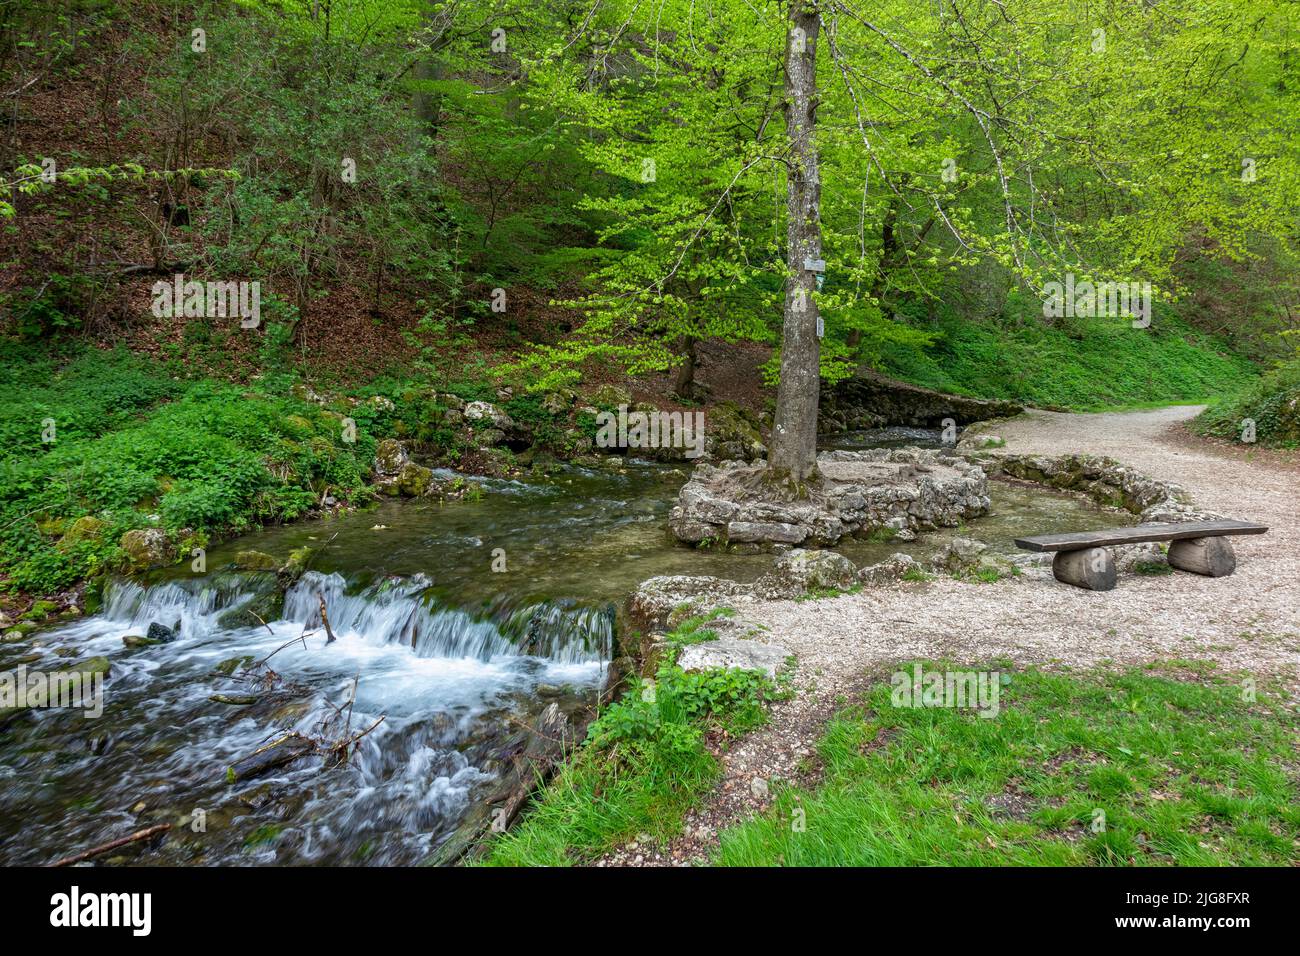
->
343;675;359;737
328;715;385;766
318;593;337;645
49;823;172;867
255;633;308;668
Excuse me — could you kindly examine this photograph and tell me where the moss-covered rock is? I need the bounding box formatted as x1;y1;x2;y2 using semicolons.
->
213;655;255;677
34;514;67;537
589;384;632;408
20;600;59;621
234;550;278;571
396;461;435;496
278;546;315;582
122;634;162;649
216;588;285;630
120;528;175;571
704;401;767;462
59;515;108;548
373;438;409;477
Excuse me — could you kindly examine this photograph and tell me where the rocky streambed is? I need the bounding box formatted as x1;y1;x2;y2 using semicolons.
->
0;446;1136;865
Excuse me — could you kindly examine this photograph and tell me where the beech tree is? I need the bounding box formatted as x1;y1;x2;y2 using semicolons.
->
502;0;1297;482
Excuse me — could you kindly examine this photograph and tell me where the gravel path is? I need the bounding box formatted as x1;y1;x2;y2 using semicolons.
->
598;406;1300;866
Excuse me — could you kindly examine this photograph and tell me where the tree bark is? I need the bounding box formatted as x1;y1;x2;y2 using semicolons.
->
673;335;698;400
768;3;823;483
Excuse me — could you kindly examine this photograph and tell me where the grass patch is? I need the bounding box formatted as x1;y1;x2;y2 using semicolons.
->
715;663;1298;866
481;618;776;866
880;307;1256;410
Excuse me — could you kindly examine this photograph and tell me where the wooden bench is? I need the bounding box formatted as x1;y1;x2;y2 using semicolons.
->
1014;519;1269;591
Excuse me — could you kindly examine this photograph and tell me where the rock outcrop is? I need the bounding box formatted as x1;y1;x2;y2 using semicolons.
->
752;548;858;599
677;637;791;679
819;369;1023;433
624;574;756;633
372;438;439;498
669;448;990;548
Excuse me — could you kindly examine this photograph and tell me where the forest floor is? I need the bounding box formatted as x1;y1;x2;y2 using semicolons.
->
596;405;1300;866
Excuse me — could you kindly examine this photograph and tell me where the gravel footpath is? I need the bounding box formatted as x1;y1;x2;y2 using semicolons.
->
597;406;1300;866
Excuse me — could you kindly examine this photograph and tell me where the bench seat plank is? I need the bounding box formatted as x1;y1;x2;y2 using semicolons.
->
1015;519;1268;553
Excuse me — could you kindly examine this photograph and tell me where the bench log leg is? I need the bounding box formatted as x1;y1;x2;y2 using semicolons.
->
1052;547;1116;591
1167;536;1236;577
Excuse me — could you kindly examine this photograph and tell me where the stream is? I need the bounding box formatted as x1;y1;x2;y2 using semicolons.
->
0;436;1129;865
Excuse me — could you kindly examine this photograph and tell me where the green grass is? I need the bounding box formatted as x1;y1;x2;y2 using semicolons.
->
481;616;775;866
1193;355;1300;448
879;307;1257;410
715;663;1299;866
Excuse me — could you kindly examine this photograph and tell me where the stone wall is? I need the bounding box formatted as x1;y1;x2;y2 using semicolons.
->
669;447;991;548
820;369;1023;433
983;452;1219;523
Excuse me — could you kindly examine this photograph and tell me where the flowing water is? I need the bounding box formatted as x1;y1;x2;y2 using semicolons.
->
0;450;1128;865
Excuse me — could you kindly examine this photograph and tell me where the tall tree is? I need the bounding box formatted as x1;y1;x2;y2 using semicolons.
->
769;3;823;481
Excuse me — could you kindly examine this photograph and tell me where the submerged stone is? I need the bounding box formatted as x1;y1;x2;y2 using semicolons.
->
234;550;278;571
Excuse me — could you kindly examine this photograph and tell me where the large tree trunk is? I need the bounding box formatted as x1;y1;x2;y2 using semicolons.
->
768;3;823;483
673;335;698;401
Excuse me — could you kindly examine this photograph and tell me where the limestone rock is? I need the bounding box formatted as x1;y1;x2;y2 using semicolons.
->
541;390;574;415
122;634;162;649
932;537;988;574
147;621;179;643
858;553;922;585
278;546;315;583
755;548;858;598
60;515;108;548
625;575;754;633
234;550;278;571
670;448;990;548
991;453;1219;524
820;369;1022;433
677;637;790;679
464;401;515;431
373;438;409;477
589;384;632;408
396;461;435;496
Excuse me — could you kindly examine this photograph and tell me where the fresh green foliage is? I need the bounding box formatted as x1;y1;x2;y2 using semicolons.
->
1194;356;1300;447
716;664;1299;866
0;347;376;594
880;306;1256;410
482;616;774;866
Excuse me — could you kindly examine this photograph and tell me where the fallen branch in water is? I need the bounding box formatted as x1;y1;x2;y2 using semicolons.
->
254;633;308;669
49;823;172;867
318;593;337;645
227;732;317;782
325;715;386;767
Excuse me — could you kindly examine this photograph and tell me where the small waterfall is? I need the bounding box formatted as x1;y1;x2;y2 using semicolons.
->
99;571;613;666
283;572;612;664
101;573;272;641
